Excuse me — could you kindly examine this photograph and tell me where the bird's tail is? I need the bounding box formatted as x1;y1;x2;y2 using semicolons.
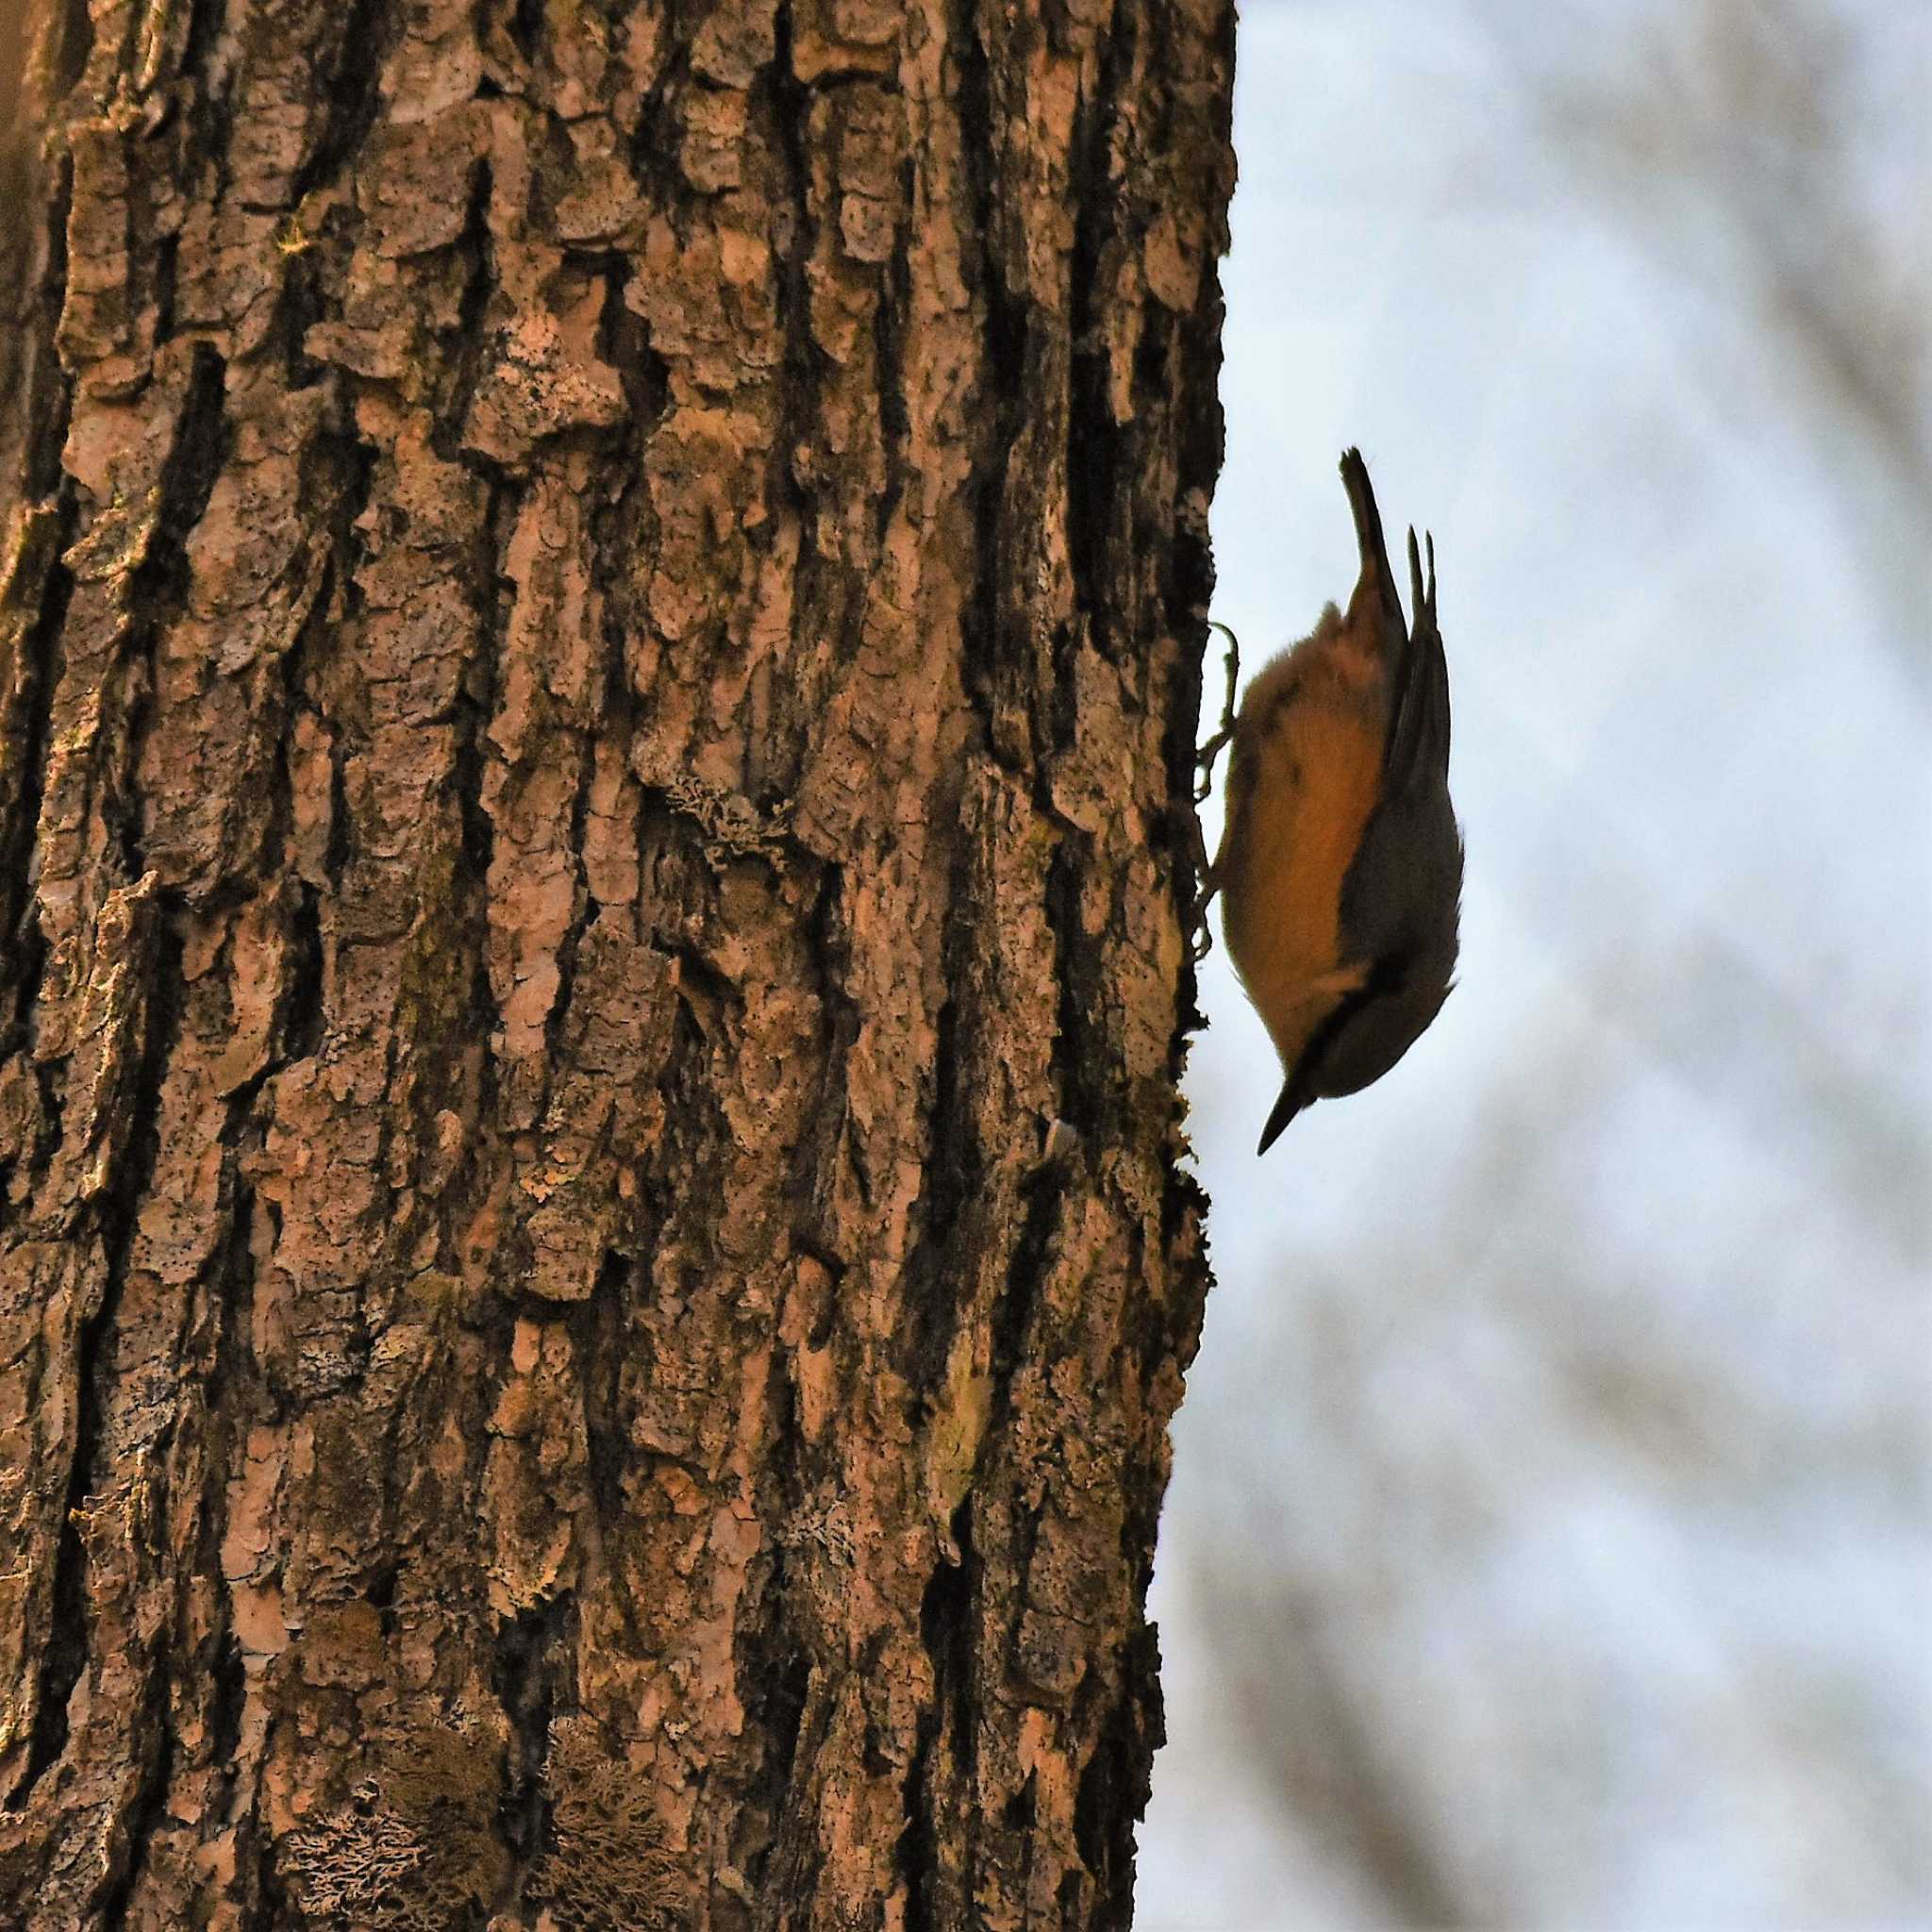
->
1339;447;1404;632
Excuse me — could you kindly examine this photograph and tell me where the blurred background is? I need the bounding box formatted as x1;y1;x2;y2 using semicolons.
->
1140;1;1930;1926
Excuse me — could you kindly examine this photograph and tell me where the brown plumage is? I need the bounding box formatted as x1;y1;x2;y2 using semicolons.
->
1212;450;1462;1152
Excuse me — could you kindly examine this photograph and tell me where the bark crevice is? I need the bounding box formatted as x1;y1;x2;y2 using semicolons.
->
17;908;183;1807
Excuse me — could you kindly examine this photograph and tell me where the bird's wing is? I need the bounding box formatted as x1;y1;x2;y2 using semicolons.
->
1384;526;1450;791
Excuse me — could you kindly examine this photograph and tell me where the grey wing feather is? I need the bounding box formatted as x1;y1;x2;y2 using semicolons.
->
1385;525;1450;790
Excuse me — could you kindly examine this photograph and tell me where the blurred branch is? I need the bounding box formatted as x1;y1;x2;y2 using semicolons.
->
1515;805;1930;1266
1485;0;1931;693
1197;1558;1479;1929
1184;998;1926;1924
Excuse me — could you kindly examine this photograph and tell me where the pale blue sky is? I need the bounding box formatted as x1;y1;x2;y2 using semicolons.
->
1141;4;1929;1924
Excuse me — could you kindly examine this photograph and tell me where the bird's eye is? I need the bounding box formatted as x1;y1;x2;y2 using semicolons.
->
1360;949;1412;1001
1290;947;1431;1104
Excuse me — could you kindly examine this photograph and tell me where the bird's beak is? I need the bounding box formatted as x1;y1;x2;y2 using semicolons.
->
1257;1078;1311;1154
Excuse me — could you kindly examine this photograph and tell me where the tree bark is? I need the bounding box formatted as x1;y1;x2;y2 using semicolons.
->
0;0;1231;1924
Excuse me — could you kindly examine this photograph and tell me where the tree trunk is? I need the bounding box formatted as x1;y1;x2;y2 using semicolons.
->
0;0;1231;1923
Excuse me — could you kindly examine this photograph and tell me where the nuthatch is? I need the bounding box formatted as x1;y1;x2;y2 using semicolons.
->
1201;449;1461;1153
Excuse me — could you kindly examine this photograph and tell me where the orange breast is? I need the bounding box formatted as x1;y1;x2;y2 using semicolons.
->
1219;648;1385;1068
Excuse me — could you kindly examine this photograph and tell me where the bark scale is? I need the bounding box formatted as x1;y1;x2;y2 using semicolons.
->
0;0;1232;1924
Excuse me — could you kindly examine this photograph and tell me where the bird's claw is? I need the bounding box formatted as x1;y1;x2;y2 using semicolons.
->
1187;618;1241;961
1193;620;1241;804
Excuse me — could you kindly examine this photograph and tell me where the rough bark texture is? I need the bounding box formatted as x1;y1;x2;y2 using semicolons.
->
0;0;1231;1924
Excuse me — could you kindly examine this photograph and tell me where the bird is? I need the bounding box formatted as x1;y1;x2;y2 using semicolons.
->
1205;449;1462;1154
